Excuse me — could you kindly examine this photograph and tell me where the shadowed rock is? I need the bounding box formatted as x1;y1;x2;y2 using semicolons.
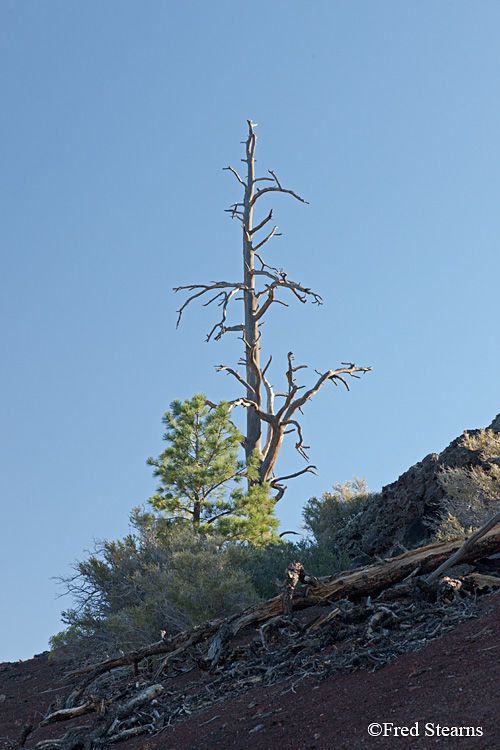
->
336;414;500;558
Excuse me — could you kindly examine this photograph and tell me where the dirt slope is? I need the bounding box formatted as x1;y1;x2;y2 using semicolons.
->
2;593;500;750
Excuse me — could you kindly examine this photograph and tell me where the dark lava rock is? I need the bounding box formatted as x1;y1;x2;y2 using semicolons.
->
336;413;500;559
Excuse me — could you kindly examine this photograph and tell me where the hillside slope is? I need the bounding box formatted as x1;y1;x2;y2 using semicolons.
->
2;592;500;749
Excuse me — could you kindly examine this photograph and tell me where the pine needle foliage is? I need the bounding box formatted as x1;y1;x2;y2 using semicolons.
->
146;394;278;543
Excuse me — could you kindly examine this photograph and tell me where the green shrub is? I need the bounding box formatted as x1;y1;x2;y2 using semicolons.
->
50;523;259;663
52;505;352;664
302;477;372;550
433;511;471;542
434;428;500;540
226;538;349;600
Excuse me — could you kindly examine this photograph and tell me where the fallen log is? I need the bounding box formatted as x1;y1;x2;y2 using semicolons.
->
66;624;220;706
41;702;97;726
61;685;165;748
68;524;500;695
427;509;500;583
465;572;500;591
294;523;500;606
69;622;220;678
231;523;500;631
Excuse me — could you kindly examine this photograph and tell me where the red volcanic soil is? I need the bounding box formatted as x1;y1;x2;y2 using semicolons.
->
2;594;500;750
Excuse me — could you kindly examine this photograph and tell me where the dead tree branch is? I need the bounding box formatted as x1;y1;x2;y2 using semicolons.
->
215;351;371;488
215;365;255;398
272;466;318;484
223;165;246;188
174;281;247;331
250;209;274;236
253;269;323;305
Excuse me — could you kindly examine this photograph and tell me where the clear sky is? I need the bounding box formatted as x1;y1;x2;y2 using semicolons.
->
1;0;499;662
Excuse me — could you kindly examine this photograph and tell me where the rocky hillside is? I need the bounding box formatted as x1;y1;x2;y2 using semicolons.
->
336;414;500;559
4;416;500;750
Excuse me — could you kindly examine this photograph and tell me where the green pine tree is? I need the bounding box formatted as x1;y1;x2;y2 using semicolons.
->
146;394;278;543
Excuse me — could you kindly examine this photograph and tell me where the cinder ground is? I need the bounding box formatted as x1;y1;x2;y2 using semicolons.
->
2;593;500;750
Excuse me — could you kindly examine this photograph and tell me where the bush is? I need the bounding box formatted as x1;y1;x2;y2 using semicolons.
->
50;522;259;663
226;538;350;600
51;496;356;665
302;477;372;550
434;428;500;540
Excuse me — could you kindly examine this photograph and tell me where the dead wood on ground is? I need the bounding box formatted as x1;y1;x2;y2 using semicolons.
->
20;527;500;750
69;525;500;690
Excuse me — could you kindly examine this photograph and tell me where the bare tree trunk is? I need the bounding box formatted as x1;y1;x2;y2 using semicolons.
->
242;123;262;462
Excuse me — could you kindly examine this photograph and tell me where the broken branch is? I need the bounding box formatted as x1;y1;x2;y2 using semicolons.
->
251;185;309;208
253;269;323;305
174;281;247;329
223;166;247;188
250;209;274;236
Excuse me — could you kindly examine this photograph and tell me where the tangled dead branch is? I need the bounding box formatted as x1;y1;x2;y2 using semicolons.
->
15;526;500;750
219;352;371;489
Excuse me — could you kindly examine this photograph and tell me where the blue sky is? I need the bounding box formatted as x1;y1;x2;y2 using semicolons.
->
1;1;499;662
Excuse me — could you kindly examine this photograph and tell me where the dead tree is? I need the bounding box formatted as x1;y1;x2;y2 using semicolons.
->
175;121;371;500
